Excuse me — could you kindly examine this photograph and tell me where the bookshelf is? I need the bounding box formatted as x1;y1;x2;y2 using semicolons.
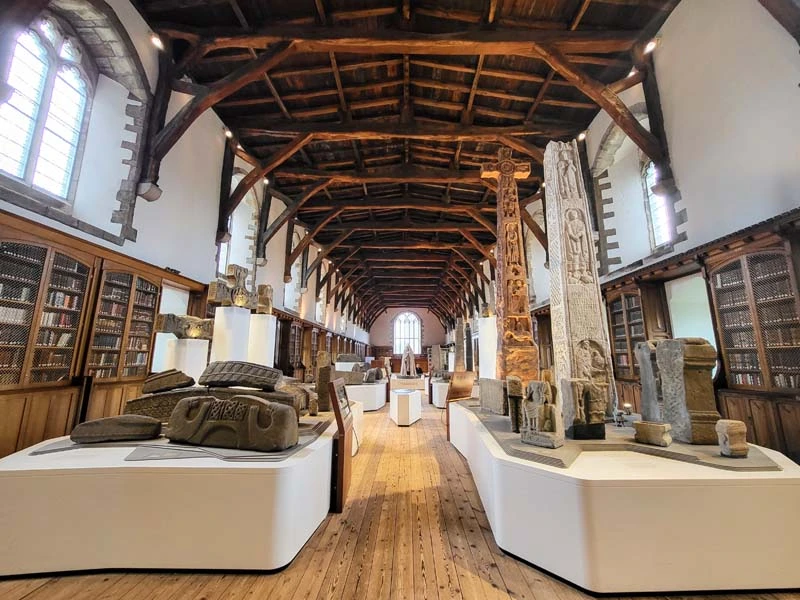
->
86;269;160;382
607;292;645;380
710;250;800;392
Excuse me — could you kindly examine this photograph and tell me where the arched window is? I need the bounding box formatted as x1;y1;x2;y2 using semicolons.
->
0;15;92;201
642;160;672;249
393;312;421;354
316;259;327;323
283;231;302;312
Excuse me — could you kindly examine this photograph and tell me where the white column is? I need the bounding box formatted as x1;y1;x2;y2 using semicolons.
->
248;314;277;367
210;306;251;362
166;338;210;382
478;315;498;380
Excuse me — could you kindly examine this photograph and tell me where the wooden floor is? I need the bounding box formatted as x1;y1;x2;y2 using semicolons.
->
1;403;798;600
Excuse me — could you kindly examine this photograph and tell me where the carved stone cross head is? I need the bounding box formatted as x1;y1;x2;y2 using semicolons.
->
480;147;531;181
208;263;257;308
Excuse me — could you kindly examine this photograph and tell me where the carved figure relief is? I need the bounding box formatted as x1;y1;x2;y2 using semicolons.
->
155;314;214;340
503;200;516;219
564;208;593;284
507;278;527;314
556;148;580;199
208;263;260;309
505;223;521;266
257;284;273;315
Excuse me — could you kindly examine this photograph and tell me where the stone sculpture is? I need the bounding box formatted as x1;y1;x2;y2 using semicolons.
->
431;344;443;371
506;375;524;433
454;318;466;371
71;415;161;444
207;263;271;312
633;421;673;447
364;368;383;383
638;338;721;444
337;353;361;362
465;323;474;372
142;369;194;394
481;147;539;388
520;381;564;448
479;378;508;416
168;395;298;452
316;365;332;411
155;313;214;340
198;361;282;391
544;140;616;439
716;419;749;458
400;344;416;376
351;363;367;373
317;351;331;368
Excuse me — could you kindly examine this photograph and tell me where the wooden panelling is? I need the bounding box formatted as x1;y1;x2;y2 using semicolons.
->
615;380;642;415
85;381;143;421
778;401;800;460
749;398;784;451
0;393;26;457
17;387;80;450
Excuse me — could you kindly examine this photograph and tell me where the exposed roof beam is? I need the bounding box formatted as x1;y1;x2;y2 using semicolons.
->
276;165;536;184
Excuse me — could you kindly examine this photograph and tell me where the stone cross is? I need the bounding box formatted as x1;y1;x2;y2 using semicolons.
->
155;313;214;340
208;263;272;313
465;322;474;371
454;318;466;371
543;140;615;439
481;147;539;388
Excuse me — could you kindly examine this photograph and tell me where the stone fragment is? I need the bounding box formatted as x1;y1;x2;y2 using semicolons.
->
454;318;466;371
364;368;383;383
544;140;615;440
506;375;524;433
198;361;282;391
155;314;214;340
431;344;444;371
465;323;474;372
351;363;367;373
716;419;749;458
479;378;508;416
316;365;332;411
275;377;310;413
335;371;366;386
167;395;298;452
71;415;161;444
640;338;721;444
337;353;360;362
142;369;194;394
317;351;331;368
520;381;564;448
633;421;672;447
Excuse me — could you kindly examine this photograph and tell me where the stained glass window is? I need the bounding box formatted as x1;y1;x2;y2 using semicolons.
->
643;161;672;249
393;312;421;354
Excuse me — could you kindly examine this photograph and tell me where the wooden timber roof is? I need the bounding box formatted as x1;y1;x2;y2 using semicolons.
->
141;0;679;329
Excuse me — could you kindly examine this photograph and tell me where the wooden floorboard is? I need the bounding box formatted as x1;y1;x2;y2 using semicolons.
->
2;403;799;600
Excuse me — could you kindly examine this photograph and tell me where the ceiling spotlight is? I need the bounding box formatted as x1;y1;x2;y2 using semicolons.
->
237;144;243;150
628;67;637;78
541;182;546;189
224;129;233;139
263;177;269;185
150;33;164;50
644;39;658;54
577;132;587;141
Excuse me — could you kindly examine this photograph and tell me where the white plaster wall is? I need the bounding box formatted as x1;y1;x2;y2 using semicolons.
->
369;307;446;348
605;137;651;265
71;75;128;232
586;84;646;168
664;273;717;351
525;200;551;304
655;0;800;251
255;196;289;308
150;284;191;372
104;0;158;92
131;91;223;283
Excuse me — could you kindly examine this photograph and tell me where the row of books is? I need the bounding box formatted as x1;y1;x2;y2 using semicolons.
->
0;305;29;325
40;311;75;327
46;289;81;309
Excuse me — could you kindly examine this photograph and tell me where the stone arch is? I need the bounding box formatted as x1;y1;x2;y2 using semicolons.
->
590;102;649;177
49;0;152;242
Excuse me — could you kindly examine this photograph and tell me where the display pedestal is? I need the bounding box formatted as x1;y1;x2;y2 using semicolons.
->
248;314;277;367
165;338;209;382
335;361;362;372
0;421;337;575
210;306;250;363
431;380;449;409
346;383;387;412
478;316;497;380
389;376;425;392
390;390;422;426
449;402;800;593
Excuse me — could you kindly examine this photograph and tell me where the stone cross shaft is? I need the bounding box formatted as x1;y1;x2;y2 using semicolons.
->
481;147;539;387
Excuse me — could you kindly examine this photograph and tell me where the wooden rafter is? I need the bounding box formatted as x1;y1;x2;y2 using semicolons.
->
260;179;332;250
284;208;344;281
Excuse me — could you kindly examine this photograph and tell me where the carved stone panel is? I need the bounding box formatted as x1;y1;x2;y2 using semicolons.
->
544;139;616;439
454;318;465;371
479;378;507;416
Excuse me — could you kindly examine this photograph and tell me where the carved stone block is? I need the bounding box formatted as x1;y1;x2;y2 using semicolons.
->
155;314;214;340
316;365;332;411
198;361;282;392
506;375;524;433
633;421;673;447
168;395;298;452
636;341;662;422
479;378;507;416
317;351;331;368
563;378;607;440
335;371;366;386
337;353;360;362
143;369;195;394
71;415;162;444
256;284;273;315
656;338;720;444
364;368;383;383
716;419;749;458
520;381;564;448
454;318;465;371
351;363;367;373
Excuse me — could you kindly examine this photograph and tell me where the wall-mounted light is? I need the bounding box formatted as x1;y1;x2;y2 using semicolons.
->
237;144;243;150
150;33;164;50
577;131;586;141
263;177;269;185
644;39;658;54
628;67;637;78
225;129;233;139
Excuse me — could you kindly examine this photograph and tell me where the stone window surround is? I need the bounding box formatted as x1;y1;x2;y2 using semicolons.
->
0;0;151;246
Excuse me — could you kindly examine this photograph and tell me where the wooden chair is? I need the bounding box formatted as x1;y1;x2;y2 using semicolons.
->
445;371;477;441
328;377;353;513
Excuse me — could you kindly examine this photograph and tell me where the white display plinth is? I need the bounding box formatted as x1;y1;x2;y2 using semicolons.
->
335;361;362;372
346;382;387;412
350;400;363;456
390;390;422;426
449;402;800;593
447;350;455;371
165;338;209;382
0;422;336;576
431;381;449;409
390;377;425;391
478;316;497;380
210;306;250;363
247;313;277;367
